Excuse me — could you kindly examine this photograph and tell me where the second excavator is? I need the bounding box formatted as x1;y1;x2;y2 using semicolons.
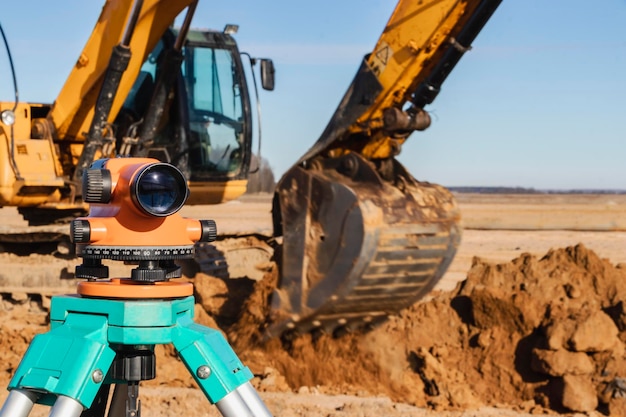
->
0;0;503;338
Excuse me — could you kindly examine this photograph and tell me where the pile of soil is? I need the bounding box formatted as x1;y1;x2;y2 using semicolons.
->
1;244;625;416
227;243;626;415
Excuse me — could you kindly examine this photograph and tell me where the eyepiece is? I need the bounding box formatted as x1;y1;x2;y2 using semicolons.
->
131;163;189;216
200;219;218;242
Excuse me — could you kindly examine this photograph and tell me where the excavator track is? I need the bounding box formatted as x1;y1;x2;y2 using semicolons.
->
269;153;460;337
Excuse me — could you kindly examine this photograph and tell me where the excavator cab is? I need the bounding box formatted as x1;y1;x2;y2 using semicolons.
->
118;28;275;205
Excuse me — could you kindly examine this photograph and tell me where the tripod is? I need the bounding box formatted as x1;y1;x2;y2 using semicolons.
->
0;158;274;417
0;278;273;417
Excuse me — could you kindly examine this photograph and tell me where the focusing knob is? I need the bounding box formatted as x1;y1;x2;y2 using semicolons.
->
200;220;218;242
83;169;112;203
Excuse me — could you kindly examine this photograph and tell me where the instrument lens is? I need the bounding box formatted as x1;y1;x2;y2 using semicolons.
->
134;164;188;216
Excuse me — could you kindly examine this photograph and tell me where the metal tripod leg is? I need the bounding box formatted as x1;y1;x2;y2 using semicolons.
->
216;382;272;417
4;311;115;410
172;315;273;417
0;389;38;417
0;392;84;417
48;396;84;417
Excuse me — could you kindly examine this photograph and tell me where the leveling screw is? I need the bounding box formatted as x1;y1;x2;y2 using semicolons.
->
196;365;211;379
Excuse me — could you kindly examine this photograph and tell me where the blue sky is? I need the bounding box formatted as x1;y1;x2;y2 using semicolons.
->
1;1;625;190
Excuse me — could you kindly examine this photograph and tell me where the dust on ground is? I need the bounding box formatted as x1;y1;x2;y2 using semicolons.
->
1;244;625;416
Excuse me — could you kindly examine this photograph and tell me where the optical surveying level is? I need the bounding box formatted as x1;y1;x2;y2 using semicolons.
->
0;158;274;417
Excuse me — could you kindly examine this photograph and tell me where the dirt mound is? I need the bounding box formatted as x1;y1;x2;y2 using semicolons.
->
1;244;625;415
222;243;626;415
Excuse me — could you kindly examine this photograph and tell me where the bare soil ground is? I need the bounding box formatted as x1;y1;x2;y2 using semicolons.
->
0;193;625;417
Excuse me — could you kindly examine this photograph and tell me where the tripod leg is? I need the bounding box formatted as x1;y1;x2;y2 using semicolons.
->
81;384;111;417
0;389;38;417
48;396;84;417
107;384;126;417
107;383;141;417
172;317;274;417
8;312;115;409
216;382;272;417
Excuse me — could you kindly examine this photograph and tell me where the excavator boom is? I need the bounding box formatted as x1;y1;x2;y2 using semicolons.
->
269;0;502;337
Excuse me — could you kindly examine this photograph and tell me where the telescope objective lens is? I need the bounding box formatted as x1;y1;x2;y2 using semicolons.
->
132;163;189;216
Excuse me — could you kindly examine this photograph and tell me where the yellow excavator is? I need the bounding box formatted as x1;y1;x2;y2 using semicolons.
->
0;0;501;337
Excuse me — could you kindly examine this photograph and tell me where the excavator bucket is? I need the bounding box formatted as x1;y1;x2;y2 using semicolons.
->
269;153;461;337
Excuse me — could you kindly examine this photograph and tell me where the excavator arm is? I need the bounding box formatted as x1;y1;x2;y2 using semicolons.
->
49;0;194;141
48;0;196;181
299;0;501;164
269;0;502;337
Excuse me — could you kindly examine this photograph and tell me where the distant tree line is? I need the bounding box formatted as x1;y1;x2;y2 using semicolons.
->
246;154;275;193
449;186;626;195
449;186;542;194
